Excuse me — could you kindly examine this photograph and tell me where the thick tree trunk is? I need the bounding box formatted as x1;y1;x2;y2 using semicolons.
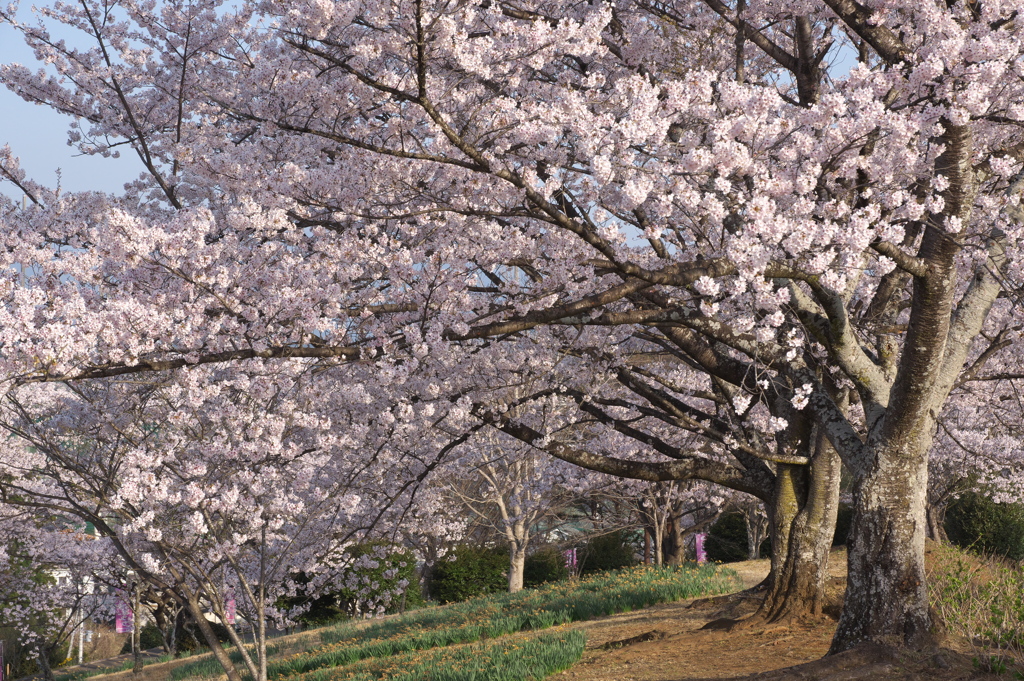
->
508;546;526;593
830;446;932;653
751;434;841;624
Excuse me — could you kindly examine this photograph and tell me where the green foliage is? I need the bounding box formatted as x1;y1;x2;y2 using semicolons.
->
292;544;423;624
578;531;637;575
0;627;58;680
945;492;1024;561
523;547;569;588
706;513;769;563
833;504;854;546
430;545;508;604
171;564;741;681
928;542;1024;674
119;624;167;654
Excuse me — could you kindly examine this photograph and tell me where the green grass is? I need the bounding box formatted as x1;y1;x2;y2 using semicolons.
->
294;630;587;681
171;563;739;681
55;651;200;681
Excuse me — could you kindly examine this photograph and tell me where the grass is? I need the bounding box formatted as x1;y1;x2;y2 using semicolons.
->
927;542;1024;676
55;651;203;681
292;630;587;681
170;563;739;681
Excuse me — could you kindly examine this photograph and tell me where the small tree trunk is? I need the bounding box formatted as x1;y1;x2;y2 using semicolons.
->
132;586;142;674
926;503;948;543
743;504;768;561
37;645;55;681
257;575;268;681
508;546;526;593
183;594;246;681
830;445;932;653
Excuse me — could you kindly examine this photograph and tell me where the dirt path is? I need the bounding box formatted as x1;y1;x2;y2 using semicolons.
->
558;557;832;681
556;549;995;681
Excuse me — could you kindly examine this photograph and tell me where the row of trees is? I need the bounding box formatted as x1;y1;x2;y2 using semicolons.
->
2;0;1024;673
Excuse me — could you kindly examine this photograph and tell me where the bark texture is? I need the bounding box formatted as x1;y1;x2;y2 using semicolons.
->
508;546;526;593
830;445;932;653
751;435;841;624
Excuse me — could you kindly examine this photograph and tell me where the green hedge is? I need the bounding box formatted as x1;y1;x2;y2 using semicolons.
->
945;492;1024;561
706;513;771;563
578;531;637;575
430;545;509;604
523;547;569;587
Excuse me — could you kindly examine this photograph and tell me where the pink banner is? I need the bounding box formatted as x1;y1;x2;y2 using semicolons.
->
225;590;236;626
695;533;708;564
115;591;134;633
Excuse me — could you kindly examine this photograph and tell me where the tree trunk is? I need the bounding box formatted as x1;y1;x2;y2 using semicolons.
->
926;503;948;543
742;504;769;561
508;546;526;593
183;594;246;681
830;445;932;653
132;586;142;674
36;646;55;681
662;516;685;565
752;433;842;624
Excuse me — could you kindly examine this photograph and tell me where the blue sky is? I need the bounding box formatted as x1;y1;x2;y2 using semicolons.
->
0;17;142;195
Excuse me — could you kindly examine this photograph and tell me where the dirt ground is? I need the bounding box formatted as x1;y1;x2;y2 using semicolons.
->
558;548;1004;681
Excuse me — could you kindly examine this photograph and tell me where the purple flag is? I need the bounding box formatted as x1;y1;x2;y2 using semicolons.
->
695;533;708;564
1;638;6;681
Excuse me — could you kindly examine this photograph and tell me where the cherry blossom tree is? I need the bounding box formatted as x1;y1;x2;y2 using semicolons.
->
440;433;596;592
929;370;1024;539
632;479;727;565
0;512;119;681
0;367;455;681
2;0;1024;657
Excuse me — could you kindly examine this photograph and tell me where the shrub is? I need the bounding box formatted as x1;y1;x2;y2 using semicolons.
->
120;624;166;654
430;545;508;603
523;547;569;587
706;513;754;563
578;531;637;575
945;492;1024;561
